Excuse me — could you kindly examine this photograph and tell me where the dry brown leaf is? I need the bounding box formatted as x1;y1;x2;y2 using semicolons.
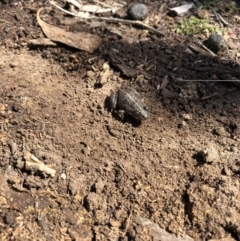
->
36;8;102;53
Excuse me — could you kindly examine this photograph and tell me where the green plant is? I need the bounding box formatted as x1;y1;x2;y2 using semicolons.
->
230;4;238;12
175;16;221;36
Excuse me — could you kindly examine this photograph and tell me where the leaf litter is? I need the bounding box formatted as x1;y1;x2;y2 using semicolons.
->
36;8;102;53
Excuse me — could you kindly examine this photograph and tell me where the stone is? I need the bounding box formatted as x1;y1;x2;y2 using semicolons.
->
127;3;148;21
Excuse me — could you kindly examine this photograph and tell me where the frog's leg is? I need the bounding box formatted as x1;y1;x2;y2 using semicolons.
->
109;90;118;111
117;110;125;120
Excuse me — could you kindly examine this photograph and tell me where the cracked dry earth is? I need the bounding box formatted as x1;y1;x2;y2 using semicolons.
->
0;0;240;241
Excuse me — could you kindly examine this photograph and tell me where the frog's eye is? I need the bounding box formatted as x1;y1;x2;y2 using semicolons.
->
144;106;148;111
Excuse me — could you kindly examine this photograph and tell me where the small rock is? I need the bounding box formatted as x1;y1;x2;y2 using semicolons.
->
9;62;19;68
127;3;148;21
194;144;220;164
16;159;25;169
68;226;93;241
4;212;16;226
94;210;109;225
63;208;77;225
84;192;107;212
212;126;226;136
92;178;105;193
230;145;237;153
178;120;187;128
0;104;7;111
114;209;123;219
110;219;121;228
181;113;192;121
68;174;87;196
132;216;194;241
21;42;28;47
223;165;232;176
4;27;9;33
8;141;18;156
60;173;66;180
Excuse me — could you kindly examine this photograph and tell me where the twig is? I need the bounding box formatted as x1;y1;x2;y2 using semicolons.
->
24;151;56;177
49;0;80;16
117;163;128;177
201;88;236;100
189;43;214;56
49;0;165;36
158;3;166;23
212;8;223;27
217;12;229;26
91;17;165;36
195;40;217;56
122;211;132;237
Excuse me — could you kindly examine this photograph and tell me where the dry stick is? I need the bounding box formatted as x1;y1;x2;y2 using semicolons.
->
195;40;217;56
49;0;165;36
158;2;166;23
122;211;132;237
212;8;223;28
217;12;229;26
117;163;128;177
201;88;236;100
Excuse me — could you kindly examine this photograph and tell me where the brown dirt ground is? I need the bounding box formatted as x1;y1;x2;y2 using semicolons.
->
0;0;240;240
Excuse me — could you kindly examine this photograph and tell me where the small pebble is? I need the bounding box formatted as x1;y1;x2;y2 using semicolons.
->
109;219;121;228
230;146;237;153
212;126;226;136
127;3;148;21
182;113;192;121
4;27;9;33
60;173;66;180
10;62;19;68
178;121;187;128
8;141;18;155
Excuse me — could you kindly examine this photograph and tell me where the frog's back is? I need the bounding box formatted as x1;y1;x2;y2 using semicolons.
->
118;88;148;120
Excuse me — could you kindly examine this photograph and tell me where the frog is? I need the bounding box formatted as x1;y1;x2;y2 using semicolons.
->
204;34;228;55
109;88;148;121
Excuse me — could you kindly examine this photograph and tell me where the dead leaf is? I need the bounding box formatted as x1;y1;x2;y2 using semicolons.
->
36;8;102;53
